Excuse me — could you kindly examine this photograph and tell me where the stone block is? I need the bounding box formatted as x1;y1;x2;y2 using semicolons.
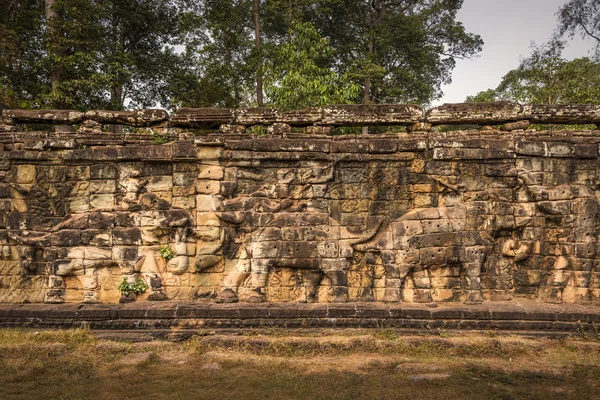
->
196;180;221;194
15;165;35;184
90;194;115;209
113;228;142;245
90;164;118;179
90;180;117;194
197;146;223;160
198;165;224;180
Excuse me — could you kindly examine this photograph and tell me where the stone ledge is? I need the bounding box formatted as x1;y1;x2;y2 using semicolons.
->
5;103;600;128
1;300;599;335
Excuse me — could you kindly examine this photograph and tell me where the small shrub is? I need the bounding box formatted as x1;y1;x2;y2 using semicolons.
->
118;278;149;297
249;126;266;136
152;133;170;144
160;245;176;260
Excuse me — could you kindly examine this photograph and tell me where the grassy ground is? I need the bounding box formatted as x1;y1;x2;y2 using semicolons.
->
0;329;599;400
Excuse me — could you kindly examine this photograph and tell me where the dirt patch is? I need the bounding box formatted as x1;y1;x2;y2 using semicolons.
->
116;351;155;366
410;373;452;381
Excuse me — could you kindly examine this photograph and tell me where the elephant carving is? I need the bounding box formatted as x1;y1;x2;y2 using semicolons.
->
352;195;524;304
215;211;378;303
518;169;600;303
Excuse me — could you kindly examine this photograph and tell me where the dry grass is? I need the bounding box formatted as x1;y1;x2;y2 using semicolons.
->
0;328;599;399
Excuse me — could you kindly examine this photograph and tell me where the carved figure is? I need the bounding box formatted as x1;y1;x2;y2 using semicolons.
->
352;195;524;304
518;169;600;303
214;211;377;303
8;180;194;303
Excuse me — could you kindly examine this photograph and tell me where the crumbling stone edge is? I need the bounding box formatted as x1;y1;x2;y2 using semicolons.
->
1;301;599;336
3;102;600;130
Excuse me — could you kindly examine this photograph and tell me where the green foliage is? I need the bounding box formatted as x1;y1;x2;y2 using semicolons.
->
1;0;201;110
264;21;360;109
179;0;482;108
152;132;170;145
159;245;176;260
249;125;266;136
465;89;500;103
316;0;484;104
555;0;600;57
0;0;47;108
465;44;600;105
2;0;481;110
117;277;148;297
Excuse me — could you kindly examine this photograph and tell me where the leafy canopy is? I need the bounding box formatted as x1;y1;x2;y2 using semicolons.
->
555;0;600;57
264;21;361;110
466;43;600;105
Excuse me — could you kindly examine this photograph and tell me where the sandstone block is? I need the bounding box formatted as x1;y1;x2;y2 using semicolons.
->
198;166;224;180
196;180;221;194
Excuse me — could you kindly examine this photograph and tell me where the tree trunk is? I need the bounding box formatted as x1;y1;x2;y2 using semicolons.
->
253;0;263;107
110;85;123;133
45;0;71;132
362;38;374;134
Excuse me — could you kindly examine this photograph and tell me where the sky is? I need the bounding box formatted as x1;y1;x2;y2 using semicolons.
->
436;0;597;105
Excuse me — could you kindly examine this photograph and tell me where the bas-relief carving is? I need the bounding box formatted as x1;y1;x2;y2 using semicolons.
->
206;160;600;305
3;155;600;305
4;165;199;303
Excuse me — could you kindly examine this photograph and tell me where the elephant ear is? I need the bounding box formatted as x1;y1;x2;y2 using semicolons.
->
195;255;222;272
217;212;244;225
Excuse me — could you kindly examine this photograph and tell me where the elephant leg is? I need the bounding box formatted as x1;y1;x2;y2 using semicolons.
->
303;271;323;303
217;256;251;303
463;262;483;304
538;255;569;304
324;270;348;303
412;269;433;303
382;264;412;302
246;259;270;303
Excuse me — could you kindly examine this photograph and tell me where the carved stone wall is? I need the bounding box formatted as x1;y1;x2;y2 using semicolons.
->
2;103;600;305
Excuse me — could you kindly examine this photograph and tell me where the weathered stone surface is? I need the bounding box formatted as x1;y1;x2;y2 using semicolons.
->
4;103;600;130
501;120;530;131
322;104;423;125
171;108;235;128
84;109;169;126
407;122;432;132
521;104;600;124
235;107;281;125
2;109;85;124
426;102;523;125
0;300;599;335
279;108;322;125
3;105;600;308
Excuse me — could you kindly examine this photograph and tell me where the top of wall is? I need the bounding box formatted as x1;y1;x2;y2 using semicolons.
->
2;102;600;130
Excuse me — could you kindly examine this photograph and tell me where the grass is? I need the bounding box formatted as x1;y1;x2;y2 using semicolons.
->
0;328;600;399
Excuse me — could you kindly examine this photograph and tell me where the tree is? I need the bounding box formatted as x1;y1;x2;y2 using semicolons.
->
183;0;293;108
192;0;482;108
264;21;361;109
465;89;499;103
1;0;202;111
311;0;483;105
0;0;47;108
48;0;200;110
555;0;600;57
465;44;600;105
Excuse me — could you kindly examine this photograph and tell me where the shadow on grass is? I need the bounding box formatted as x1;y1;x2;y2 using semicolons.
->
0;329;599;400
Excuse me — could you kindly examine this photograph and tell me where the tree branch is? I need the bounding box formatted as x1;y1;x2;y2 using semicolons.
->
578;19;600;42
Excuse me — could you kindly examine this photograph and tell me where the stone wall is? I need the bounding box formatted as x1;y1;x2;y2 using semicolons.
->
2;103;600;305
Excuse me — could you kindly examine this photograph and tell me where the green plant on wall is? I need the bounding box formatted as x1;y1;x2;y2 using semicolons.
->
152;132;170;144
264;20;360;110
118;278;149;297
159;245;176;260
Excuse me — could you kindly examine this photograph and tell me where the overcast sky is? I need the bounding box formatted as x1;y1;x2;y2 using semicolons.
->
436;0;596;105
